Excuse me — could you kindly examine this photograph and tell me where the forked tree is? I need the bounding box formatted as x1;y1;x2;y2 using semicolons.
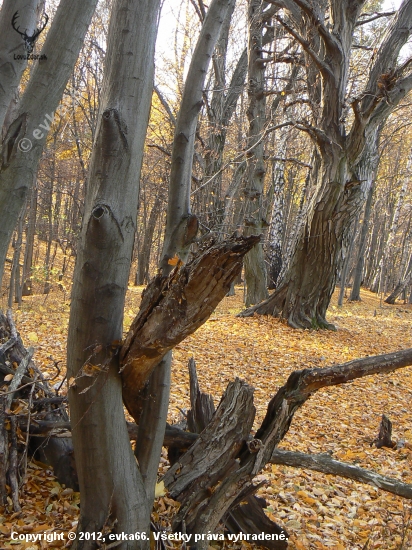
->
241;0;412;328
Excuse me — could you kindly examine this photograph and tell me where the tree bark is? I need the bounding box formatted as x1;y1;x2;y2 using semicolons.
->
267;134;287;289
136;195;162;285
120;235;260;423
350;183;375;301
370;150;411;293
243;0;269;307
0;0;99;287
384;252;412;303
271;449;412;500
66;0;161;547
131;2;237;532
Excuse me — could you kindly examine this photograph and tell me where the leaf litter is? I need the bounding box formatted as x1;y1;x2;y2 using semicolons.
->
1;286;411;549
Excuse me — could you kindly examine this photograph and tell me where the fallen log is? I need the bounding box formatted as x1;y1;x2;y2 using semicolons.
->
271;449;412;500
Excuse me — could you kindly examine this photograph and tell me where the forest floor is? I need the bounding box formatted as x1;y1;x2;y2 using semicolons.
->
1;284;412;550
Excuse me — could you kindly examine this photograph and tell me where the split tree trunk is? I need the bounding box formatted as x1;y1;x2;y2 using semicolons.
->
66;0;161;547
120;235;260;422
130;0;238;530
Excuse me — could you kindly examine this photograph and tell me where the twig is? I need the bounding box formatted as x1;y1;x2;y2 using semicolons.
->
19;373;38;485
6;347;34;410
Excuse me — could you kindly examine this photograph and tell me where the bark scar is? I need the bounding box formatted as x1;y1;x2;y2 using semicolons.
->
1;113;27;168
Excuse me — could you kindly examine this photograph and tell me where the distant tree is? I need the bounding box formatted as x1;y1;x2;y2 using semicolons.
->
241;0;412;328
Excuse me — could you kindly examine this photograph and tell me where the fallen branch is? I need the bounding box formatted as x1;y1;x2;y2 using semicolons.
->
20;419;198;450
6;347;34;409
162;348;412;545
271;449;412;500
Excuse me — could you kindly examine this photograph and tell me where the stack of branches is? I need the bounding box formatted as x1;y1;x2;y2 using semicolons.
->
0;309;74;511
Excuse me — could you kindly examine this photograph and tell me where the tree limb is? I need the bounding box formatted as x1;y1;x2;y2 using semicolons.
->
271;449;412;500
120;235;260;422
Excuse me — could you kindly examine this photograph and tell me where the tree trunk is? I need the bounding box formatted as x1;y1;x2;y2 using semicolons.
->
239;0;412;327
129;2;237;533
267;135;287;289
0;0;42;129
370;150;411;293
350;182;375;301
338;219;358;307
136;195;162;285
0;0;99;287
67;0;161;547
243;0;269;307
120;235;260;423
384;251;412;304
21;181;37;296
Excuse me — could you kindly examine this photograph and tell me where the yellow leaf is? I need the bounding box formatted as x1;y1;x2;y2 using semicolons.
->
154;481;166;498
167;255;179;266
27;332;38;342
68;377;76;388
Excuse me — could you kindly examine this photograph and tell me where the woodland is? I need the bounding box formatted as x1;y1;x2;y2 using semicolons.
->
0;0;412;549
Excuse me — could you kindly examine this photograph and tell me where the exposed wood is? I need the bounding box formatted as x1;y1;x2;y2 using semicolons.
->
161;347;412;544
163;378;256;533
373;414;395;449
5;346;34;409
271;449;412;500
120;235;260;423
187;357;215;434
225;495;288;550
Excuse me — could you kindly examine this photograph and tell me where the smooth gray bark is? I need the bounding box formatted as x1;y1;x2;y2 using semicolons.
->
0;0;42;129
132;0;237;523
160;0;236;271
67;0;161;547
0;0;99;287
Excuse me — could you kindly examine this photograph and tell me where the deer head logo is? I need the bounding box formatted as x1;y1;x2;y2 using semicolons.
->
11;11;49;54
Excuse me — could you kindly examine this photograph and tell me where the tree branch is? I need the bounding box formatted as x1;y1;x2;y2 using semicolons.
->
120;235;261;422
154;85;176;127
271;449;412;500
274;15;334;81
355;11;396;26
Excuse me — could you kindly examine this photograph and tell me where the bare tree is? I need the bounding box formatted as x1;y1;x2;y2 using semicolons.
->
241;0;412;328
